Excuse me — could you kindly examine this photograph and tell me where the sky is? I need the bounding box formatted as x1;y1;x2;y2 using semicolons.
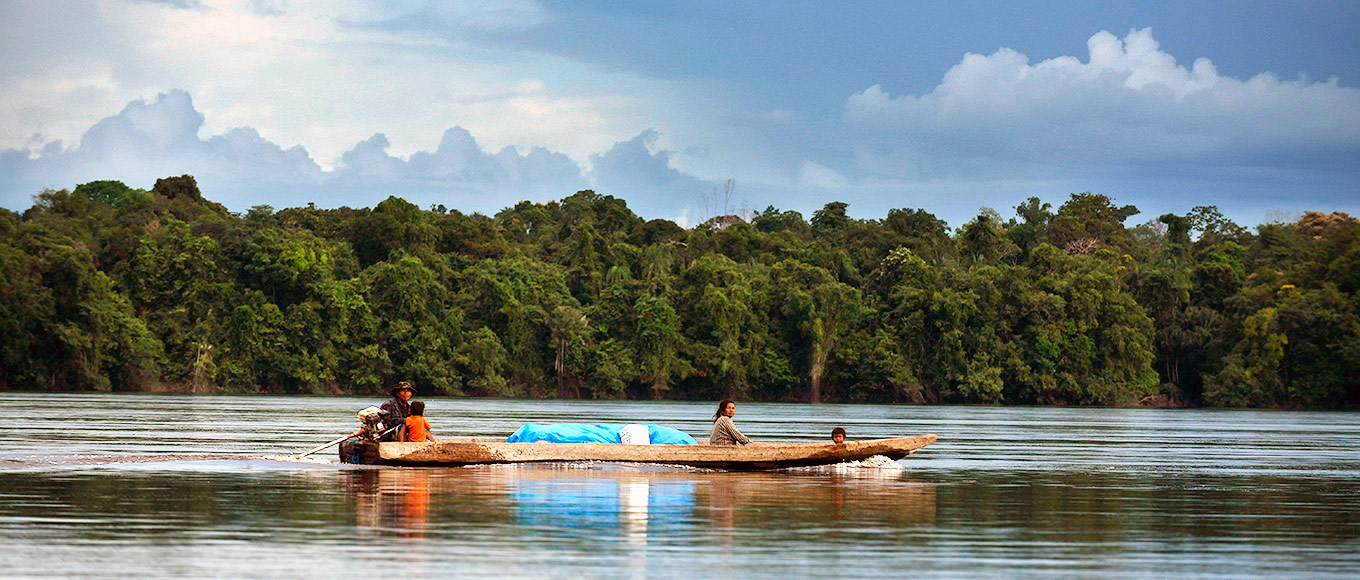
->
1;0;1358;229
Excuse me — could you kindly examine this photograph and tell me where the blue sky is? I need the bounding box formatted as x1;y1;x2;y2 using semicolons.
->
1;0;1357;229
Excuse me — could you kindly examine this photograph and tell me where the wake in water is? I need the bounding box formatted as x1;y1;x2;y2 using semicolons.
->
780;454;906;475
0;453;352;470
0;453;238;468
263;454;339;464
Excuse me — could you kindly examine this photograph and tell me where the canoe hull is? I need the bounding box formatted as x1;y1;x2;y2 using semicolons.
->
340;434;937;470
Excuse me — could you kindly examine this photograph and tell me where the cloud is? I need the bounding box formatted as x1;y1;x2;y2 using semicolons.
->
844;28;1360;179
0;90;605;213
358;0;549;34
796;160;847;190
328;126;589;203
4;11;1355;231
588;129;712;217
126;0;201;9
0;90;325;207
0;0;689;173
0;1;753;220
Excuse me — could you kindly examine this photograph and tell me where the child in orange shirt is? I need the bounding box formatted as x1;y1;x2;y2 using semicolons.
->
404;401;436;442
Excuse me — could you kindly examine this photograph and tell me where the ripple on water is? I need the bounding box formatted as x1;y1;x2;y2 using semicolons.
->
1;394;1359;580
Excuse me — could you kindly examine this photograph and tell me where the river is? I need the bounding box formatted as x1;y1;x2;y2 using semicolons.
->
0;393;1356;579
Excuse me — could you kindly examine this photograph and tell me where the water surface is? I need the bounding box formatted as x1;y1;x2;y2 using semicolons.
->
0;394;1356;579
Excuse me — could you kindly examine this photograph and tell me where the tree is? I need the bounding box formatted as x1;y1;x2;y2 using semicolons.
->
458;326;510;396
547;305;590;398
633;293;686;399
752;206;811;237
3;172;1356;408
0;238;52;389
1046;192;1140;252
352;196;438;267
1205;284;1360;408
242;226;342;307
128;218;235;385
959;210;1018;263
1015;197;1053;226
677;255;767;399
811;201;851;236
458;256;575;395
361;252;462;392
1158;213;1192;246
217;289;287;390
1186;205;1246;244
769;260;860;402
73;180;139;207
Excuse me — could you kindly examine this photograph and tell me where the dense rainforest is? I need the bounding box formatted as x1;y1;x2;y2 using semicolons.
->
1;175;1356;408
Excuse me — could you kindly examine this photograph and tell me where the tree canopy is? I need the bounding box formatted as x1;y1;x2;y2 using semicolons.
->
1;178;1356;408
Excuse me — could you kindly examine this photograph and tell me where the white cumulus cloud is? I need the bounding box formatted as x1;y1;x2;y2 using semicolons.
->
0;90;604;212
845;28;1360;177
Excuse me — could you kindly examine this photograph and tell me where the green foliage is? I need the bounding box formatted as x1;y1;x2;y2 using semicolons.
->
1046;192;1141;253
959;210;1018;264
242;226;347;307
353;196;438;267
2;178;1355;408
73;180;139;207
632;292;687;398
751;206;810;237
1186;205;1246;243
1015;197;1053;226
769;259;860;402
810;201;850;234
1204;284;1360;407
677;255;768;399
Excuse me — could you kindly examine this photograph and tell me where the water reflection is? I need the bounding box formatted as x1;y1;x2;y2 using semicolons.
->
3;393;1360;579
347;469;435;540
336;464;938;549
703;471;937;537
618;475;649;545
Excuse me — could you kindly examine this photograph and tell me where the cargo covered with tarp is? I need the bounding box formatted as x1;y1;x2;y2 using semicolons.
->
506;423;697;445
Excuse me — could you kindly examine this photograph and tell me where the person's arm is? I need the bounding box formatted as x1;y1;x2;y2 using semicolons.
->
424;418;436;442
729;421;751;445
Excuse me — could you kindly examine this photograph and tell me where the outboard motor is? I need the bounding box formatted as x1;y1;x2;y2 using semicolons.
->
356;406;388;442
340;407;388;464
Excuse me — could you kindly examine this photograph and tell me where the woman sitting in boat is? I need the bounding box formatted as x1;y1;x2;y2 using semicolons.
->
709;399;751;446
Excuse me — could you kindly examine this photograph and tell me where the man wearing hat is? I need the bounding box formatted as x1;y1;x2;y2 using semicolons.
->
379;381;416;442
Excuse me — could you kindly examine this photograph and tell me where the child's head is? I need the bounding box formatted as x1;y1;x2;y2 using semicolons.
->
410;401;426;416
831;427;846;444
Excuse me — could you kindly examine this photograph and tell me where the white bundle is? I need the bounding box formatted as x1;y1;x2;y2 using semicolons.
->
618;424;651;445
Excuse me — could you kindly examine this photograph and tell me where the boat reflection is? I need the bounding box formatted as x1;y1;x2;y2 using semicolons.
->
347;469;437;540
701;470;937;537
510;469;697;540
343;464;937;548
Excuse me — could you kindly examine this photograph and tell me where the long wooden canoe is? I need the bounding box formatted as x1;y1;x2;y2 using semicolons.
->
339;434;937;470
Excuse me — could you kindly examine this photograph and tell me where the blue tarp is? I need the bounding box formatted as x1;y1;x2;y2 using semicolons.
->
506;423;698;445
645;424;698;444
